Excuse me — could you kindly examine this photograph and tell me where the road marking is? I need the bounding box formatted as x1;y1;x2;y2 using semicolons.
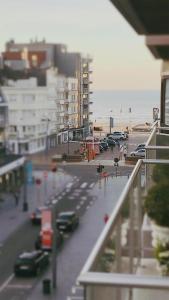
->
76;205;81;210
68;196;75;200
66;182;74;188
74;189;81;193
8;284;32;289
80;196;87;200
68;297;83;300
80;182;87;189
86;206;90;210
52;199;58;204
72;286;84;294
89;182;95;188
0;274;14;293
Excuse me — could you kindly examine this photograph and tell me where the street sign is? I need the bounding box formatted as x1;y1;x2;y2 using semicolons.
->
110;117;114;128
25;160;33;184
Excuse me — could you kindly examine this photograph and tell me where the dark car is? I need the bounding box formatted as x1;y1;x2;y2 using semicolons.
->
100;142;109;150
14;250;49;277
56;212;79;232
99;144;104;152
31;206;49;225
35;229;63;251
107;137;116;147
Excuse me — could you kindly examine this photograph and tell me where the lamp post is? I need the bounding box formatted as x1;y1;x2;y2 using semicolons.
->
23;161;28;211
109;110;113;134
67;123;70;155
41;118;50;155
51;166;57;288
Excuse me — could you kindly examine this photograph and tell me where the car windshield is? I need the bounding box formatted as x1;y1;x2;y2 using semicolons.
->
17;258;33;264
59;214;73;220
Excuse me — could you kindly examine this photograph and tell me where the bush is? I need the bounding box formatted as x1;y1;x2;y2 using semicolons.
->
144;182;169;227
152;164;169;183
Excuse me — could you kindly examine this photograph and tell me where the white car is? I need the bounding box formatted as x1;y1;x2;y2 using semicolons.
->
109;132;125;140
135;143;145;151
130;148;146;158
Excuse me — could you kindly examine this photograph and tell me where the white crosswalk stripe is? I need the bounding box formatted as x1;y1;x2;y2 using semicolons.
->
80;182;88;189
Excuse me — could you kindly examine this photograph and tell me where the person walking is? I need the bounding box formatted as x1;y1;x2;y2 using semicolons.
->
119;144;123;160
124;148;127;160
14;192;19;206
104;213;109;224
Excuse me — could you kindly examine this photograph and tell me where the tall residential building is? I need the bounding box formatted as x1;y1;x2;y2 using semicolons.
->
2;39;93;137
1;68;78;154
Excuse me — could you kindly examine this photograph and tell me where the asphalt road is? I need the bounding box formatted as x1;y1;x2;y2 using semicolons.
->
0;164;131;300
0;131;146;300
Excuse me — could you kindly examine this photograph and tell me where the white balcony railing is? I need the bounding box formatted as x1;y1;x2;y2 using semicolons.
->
78;123;169;300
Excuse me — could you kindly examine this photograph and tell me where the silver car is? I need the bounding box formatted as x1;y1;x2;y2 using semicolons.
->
130;148;146;158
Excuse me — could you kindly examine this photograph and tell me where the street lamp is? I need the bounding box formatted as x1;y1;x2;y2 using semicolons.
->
23;160;28;211
67;122;70;155
41;117;51;155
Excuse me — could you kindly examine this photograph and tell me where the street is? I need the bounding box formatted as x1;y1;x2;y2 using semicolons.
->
0;132;147;299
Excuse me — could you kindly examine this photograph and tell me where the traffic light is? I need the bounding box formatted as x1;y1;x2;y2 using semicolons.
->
97;165;104;173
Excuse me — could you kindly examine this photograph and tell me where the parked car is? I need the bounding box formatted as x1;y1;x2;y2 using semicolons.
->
107;137;116;147
130;148;146;158
35;229;63;251
14;250;49;276
135;143;146;151
56;211;79;232
99;144;104;153
31;206;50;225
100;142;109;150
108;132;125;140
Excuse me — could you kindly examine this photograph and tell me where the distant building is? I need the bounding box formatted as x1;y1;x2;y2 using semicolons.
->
2;39;93;137
1;68;78;154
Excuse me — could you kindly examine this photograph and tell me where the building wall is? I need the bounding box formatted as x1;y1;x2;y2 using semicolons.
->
2;77;57;154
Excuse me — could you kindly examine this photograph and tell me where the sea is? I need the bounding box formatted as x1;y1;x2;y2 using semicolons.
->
91;90;160;132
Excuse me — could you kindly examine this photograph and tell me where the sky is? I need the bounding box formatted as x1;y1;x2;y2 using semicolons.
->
0;0;161;90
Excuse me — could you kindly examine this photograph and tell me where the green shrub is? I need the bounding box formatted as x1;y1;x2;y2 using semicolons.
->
152;164;169;183
144;182;169;227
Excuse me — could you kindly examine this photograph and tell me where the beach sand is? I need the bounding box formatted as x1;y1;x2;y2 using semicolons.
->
93;120;151;137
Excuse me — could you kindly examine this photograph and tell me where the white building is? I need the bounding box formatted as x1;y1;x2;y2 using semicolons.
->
1;68;78;154
46;68;78;144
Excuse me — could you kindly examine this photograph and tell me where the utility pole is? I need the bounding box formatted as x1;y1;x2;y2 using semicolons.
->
67;123;70;155
52;200;57;289
23;161;28;211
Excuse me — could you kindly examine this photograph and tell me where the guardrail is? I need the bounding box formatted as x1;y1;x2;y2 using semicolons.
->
78;158;169;300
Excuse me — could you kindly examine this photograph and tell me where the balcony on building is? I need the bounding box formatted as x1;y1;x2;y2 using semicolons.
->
59;112;65;117
77;122;169;299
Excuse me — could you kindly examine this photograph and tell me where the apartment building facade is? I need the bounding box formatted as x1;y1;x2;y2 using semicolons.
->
1;68;78;154
2;39;93;138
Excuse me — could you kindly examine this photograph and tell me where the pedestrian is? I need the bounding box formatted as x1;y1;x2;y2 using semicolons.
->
14;192;19;206
124;148;127;160
116;140;120;149
119;145;123;160
104;213;109;224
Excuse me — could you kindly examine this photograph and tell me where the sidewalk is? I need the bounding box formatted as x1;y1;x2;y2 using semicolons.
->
28;142;80;166
28;142;132;168
0;169;72;245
